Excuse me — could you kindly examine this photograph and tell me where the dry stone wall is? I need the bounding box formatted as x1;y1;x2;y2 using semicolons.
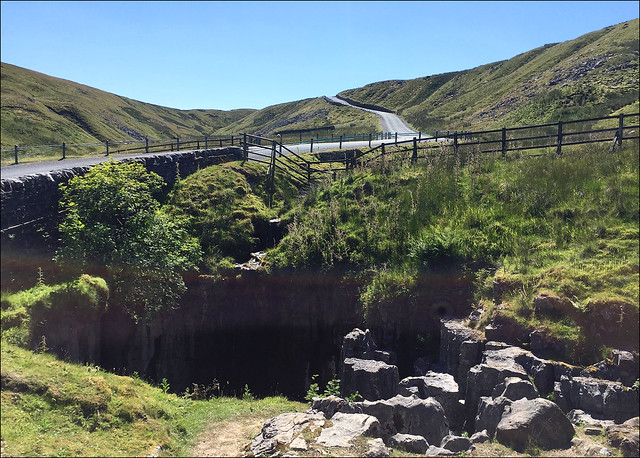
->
1;147;243;236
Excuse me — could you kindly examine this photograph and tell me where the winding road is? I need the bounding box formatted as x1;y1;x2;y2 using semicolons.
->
326;96;417;134
1;96;421;180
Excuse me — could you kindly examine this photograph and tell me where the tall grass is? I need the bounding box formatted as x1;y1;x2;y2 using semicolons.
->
267;141;639;335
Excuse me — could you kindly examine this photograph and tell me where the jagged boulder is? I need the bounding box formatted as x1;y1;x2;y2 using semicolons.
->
495;398;575;451
470;429;491;444
566;376;639;422
365;437;390;457
440;434;473;453
341;328;376;361
567;409;615;428
533;292;580;319
491;376;539;401
389;433;428;454
341;358;399;401
398;372;463;432
606;417;640;457
341;394;450;445
311;395;347;419
248;410;326;456
475;396;513;438
581;350;639;387
464;362;527;431
316;412;382;448
439;320;484;382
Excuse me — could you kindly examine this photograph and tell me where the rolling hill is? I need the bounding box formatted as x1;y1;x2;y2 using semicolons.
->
338;18;639;132
0;62;255;148
1;18;638;148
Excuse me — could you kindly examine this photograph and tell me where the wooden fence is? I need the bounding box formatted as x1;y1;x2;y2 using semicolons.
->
239;113;639;192
2;135;240;166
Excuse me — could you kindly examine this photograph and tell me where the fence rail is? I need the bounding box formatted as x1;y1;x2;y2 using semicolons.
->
236;113;639;197
3;113;638;187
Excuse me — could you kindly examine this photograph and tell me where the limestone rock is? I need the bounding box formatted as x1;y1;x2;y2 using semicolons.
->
316;412;382;448
342;394;449;446
605;417;639;457
341;358;399;401
440;434;473;453
567;376;639;422
567;409;615;428
439;320;484;382
470;429;491;444
581;350;639;387
365;437;390;457
341;328;377;361
491;376;538;401
475;395;512;438
398;372;462;431
249;411;325;457
464;362;526;431
533;292;579;319
311;396;347;419
425;445;455;456
389;433;428;454
495;398;575;451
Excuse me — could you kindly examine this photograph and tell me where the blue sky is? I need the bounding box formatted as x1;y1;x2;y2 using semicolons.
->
1;1;638;110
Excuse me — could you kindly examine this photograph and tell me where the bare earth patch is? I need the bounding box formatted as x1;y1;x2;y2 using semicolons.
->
190;416;264;457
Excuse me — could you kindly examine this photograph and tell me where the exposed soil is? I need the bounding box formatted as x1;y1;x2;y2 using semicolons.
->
190;416;264;457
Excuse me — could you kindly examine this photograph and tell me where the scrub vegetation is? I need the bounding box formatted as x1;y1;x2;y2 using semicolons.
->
267;141;639;363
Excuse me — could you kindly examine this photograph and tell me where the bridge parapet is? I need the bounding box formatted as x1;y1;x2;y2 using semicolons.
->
1;147;243;238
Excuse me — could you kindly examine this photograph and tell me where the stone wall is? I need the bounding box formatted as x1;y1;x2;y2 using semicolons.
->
0;147;243;235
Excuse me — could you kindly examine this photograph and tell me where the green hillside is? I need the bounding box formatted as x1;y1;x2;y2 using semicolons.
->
338;19;639;131
0;62;255;148
1;18;638;149
212;96;381;139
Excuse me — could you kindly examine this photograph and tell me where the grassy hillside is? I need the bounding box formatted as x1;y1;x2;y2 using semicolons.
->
339;19;639;131
0;62;255;148
267;141;639;363
212;96;382;138
0;276;305;457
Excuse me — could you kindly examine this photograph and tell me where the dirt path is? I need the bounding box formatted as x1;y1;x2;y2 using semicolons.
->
190;416;265;457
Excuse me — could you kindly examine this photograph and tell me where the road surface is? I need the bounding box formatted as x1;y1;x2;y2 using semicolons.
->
1;98;423;180
326;96;417;134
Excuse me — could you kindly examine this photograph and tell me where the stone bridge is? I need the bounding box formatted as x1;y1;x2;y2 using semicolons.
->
1;147;243;243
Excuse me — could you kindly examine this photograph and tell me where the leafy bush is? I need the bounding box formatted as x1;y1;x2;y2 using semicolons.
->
56;161;201;322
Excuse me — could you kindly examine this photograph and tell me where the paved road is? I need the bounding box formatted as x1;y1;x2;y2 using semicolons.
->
1;97;422;180
326;96;417;134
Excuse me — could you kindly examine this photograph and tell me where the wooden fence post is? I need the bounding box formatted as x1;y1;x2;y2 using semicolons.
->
268;141;277;208
310;138;314;153
412;137;417;164
231;135;235;146
618;114;624;148
369;133;372;147
501;127;507;158
176;137;180;151
395;132;398;145
453;132;458;154
418;131;422;141
555;121;563;156
105;141;109;156
145;137;149;153
339;135;343;149
243;133;248;160
14;145;18;164
205;136;208;149
62;142;66;159
435;131;438;142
